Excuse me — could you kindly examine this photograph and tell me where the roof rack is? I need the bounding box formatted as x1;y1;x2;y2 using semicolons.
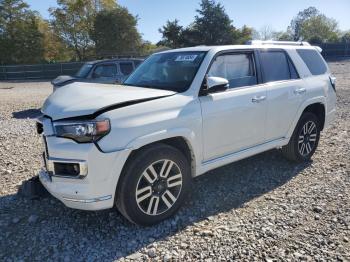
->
246;40;311;46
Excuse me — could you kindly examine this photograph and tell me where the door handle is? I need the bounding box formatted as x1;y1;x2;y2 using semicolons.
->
252;95;266;103
294;88;306;94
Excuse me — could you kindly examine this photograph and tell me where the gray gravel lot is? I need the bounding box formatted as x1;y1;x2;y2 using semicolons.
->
0;61;349;261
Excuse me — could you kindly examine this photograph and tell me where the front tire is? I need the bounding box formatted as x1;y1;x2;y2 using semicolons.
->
282;112;321;162
116;143;191;226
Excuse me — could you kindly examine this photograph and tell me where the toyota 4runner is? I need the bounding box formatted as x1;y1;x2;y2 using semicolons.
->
37;41;336;225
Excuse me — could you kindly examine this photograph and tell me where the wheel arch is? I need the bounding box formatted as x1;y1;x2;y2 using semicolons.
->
286;97;326;139
124;130;198;178
302;103;325;130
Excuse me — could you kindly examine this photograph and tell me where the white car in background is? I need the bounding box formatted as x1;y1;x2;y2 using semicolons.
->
37;41;336;225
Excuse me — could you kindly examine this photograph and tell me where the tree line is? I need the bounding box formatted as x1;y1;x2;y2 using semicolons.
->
0;0;349;65
158;3;350;48
0;0;151;64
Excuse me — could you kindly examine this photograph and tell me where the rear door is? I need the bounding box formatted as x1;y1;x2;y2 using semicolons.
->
259;49;305;141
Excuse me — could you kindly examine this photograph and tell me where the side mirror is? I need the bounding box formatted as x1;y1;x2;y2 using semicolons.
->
206;76;229;94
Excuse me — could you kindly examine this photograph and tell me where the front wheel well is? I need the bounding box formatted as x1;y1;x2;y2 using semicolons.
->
302;103;325;130
125;137;196;177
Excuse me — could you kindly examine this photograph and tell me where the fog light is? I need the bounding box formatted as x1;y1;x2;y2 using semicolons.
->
54;162;80;177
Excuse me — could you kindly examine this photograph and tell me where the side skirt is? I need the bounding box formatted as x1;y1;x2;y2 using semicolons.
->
195;138;288;177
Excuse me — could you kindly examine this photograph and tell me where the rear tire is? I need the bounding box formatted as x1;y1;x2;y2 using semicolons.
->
282;112;320;162
116;143;191;226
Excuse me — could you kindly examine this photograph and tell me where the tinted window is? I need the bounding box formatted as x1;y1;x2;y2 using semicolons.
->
260;51;291;82
208;53;257;88
75;64;93;78
92;64;117;78
297;49;327;75
120;62;134;75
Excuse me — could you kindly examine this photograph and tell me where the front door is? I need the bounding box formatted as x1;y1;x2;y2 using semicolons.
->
200;51;267;161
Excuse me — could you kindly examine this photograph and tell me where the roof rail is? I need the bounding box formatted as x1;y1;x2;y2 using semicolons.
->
246;40;311;46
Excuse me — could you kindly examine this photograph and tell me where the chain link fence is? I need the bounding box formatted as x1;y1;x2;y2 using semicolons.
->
0;44;349;81
320;43;350;58
0;62;84;81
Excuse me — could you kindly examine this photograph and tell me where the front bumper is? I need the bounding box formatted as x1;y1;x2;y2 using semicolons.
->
39;135;131;211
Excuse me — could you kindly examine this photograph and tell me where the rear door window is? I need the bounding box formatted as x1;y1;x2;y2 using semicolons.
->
119;62;134;75
208;53;257;88
260;51;292;83
92;64;117;79
296;49;327;75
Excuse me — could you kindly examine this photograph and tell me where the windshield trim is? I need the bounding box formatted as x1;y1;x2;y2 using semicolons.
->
123;51;208;93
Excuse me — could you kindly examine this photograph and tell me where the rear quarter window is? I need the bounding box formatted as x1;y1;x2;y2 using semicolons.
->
297;49;328;75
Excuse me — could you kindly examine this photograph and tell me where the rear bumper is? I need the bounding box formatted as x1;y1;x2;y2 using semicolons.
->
39;136;131;211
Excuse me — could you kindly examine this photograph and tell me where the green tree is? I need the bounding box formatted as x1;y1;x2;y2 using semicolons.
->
289;6;319;41
158;0;252;48
0;0;44;64
139;40;169;55
158;19;183;48
49;0;97;61
191;0;238;45
91;6;141;56
236;25;253;44
93;0;117;11
300;15;340;44
287;6;340;43
37;18;72;62
274;30;294;41
49;0;119;61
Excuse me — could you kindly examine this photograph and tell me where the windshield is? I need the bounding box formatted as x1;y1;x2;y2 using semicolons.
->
75;64;93;78
124;51;207;92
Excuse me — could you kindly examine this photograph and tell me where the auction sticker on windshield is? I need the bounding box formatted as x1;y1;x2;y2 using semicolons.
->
175;54;198;62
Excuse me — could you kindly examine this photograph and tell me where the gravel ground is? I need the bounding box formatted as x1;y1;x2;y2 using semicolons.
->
0;61;349;261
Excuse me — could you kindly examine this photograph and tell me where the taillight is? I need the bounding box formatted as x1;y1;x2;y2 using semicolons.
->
329;76;336;92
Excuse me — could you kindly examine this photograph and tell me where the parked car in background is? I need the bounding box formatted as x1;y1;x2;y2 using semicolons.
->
51;58;144;91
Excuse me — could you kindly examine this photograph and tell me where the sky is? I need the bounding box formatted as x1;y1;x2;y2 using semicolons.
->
27;0;350;43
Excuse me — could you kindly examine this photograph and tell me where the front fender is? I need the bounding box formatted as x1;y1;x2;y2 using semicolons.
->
125;128;202;174
125;128;194;150
285;96;326;139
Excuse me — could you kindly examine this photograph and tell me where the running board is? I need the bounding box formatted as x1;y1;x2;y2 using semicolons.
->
196;138;288;176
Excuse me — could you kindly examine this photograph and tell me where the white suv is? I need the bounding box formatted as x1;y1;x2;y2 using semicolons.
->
37;42;336;225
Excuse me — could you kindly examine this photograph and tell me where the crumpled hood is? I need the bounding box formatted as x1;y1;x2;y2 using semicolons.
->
42;82;175;120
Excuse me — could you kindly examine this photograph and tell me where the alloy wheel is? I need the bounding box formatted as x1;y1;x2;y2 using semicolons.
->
135;159;183;216
298;120;318;156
